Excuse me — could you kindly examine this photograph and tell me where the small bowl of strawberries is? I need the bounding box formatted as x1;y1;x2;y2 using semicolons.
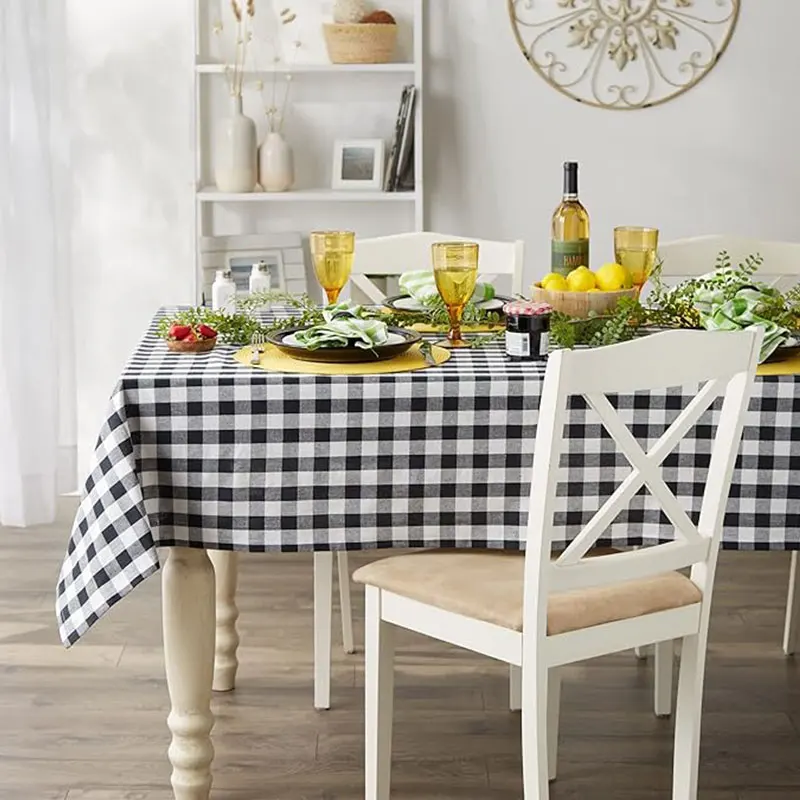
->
164;320;218;353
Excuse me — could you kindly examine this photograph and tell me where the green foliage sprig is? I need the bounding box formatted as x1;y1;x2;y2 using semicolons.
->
549;297;645;350
646;251;763;329
238;291;328;334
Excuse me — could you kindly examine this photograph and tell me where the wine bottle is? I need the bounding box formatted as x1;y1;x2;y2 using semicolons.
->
551;162;590;276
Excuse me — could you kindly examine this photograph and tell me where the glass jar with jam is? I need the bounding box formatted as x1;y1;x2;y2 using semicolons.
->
503;301;552;361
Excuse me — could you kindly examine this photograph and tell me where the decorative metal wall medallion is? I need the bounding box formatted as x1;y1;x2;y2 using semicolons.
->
508;0;740;110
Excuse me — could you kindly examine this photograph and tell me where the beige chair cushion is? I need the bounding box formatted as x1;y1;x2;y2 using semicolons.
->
352;550;702;636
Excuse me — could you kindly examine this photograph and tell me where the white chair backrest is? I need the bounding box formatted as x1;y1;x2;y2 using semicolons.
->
658;235;800;292
523;329;761;636
350;232;524;304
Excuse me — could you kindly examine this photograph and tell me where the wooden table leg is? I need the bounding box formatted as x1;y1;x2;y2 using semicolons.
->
208;550;240;691
162;547;215;800
783;552;800;655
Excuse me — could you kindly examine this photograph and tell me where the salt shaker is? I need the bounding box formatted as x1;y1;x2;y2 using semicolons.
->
249;261;272;294
211;269;236;314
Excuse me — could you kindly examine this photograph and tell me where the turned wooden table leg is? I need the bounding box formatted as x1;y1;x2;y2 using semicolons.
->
208;550;240;691
162;547;215;800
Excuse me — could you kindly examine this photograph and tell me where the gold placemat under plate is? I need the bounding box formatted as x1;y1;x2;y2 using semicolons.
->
234;342;451;375
410;322;505;334
376;307;503;335
757;352;800;377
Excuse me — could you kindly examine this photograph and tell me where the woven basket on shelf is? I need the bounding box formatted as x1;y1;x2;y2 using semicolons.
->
323;23;398;64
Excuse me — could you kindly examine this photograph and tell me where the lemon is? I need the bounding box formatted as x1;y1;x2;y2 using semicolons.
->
566;266;596;292
541;274;568;292
595;262;633;292
541;272;565;288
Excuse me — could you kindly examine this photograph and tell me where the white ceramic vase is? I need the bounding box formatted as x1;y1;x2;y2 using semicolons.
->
258;132;294;193
214;95;257;193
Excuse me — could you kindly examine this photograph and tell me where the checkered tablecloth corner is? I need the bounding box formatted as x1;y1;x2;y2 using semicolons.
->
56;386;162;645
56;308;800;645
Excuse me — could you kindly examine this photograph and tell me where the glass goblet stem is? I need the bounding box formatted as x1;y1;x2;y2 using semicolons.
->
447;305;466;347
325;288;341;304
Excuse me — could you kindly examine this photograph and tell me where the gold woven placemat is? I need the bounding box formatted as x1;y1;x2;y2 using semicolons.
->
376;306;503;335
234;342;451;375
757;352;800;376
410;322;505;334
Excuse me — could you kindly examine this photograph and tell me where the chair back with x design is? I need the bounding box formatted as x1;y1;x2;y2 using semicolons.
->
522;328;761;657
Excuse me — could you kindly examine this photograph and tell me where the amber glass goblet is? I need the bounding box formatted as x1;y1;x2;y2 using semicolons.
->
614;226;659;295
432;241;479;348
310;230;355;305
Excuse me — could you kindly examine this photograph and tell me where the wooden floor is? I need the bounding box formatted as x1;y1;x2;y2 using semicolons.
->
2;499;800;799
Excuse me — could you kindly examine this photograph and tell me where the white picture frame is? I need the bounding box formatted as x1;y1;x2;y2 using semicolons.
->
332;139;385;191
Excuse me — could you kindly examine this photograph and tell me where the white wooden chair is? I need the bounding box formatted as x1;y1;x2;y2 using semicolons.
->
354;327;761;800
349;231;525;304
646;235;800;719
313;231;524;711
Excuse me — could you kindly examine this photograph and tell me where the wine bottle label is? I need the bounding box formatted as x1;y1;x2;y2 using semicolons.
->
551;239;590;276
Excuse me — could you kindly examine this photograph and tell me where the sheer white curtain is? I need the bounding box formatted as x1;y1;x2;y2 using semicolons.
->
0;0;75;527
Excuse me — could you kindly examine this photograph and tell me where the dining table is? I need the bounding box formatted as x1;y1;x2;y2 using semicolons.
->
56;307;800;799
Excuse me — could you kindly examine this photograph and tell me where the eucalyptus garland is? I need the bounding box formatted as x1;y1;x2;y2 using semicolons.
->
549;251;800;350
157;291;506;348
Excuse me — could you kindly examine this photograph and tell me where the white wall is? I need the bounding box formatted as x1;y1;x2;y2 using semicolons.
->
69;0;800;475
426;1;800;272
69;0;195;472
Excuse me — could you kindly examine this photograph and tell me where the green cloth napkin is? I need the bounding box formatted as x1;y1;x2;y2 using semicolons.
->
694;285;789;363
294;303;389;350
398;270;495;305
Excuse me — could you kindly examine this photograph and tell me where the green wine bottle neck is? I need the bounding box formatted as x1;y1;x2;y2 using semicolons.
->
563;161;579;200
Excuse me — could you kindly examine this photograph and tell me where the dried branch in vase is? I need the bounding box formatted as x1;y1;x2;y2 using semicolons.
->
213;0;256;98
256;7;302;134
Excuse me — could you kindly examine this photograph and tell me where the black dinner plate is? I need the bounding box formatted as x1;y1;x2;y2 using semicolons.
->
764;341;800;364
384;294;514;314
267;327;422;364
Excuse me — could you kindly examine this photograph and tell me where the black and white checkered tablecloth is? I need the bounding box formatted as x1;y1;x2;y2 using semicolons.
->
56;309;800;645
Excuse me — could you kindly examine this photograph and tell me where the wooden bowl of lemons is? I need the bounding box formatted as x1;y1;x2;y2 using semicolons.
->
530;264;637;319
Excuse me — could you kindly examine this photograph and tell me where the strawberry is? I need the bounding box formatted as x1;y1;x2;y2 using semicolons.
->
169;324;192;341
198;324;217;340
183;330;198;343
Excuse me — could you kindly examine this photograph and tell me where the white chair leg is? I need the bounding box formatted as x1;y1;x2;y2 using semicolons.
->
337;552;355;654
509;664;522;712
654;640;674;718
520;661;550;800
783;552;800;655
207;550;239;692
365;586;395;800
547;668;562;783
313;552;333;710
672;633;707;800
162;547;215;800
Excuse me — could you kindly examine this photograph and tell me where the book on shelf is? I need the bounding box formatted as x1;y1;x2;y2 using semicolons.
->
384;84;417;192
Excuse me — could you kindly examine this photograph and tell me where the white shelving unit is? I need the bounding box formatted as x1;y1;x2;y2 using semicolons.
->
197;187;419;203
192;0;424;303
196;59;416;75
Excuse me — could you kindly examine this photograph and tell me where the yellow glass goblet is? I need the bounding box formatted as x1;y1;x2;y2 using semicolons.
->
432;241;479;348
310;230;355;305
614;226;659;294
